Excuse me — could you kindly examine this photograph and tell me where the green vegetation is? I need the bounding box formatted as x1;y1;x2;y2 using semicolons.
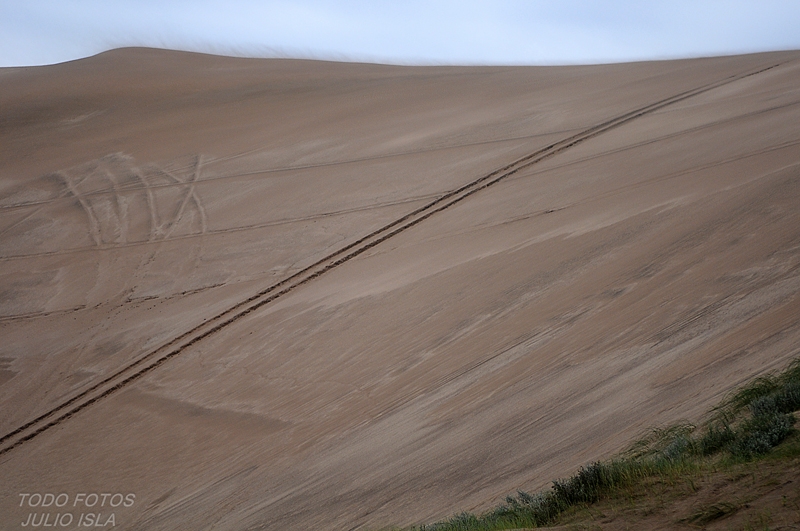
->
408;358;800;531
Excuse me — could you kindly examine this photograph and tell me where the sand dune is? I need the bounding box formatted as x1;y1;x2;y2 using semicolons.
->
1;48;799;530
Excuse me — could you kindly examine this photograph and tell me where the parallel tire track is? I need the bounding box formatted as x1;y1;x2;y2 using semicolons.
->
0;62;782;457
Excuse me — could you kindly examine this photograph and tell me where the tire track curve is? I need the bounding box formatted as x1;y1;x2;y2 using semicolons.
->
0;61;782;457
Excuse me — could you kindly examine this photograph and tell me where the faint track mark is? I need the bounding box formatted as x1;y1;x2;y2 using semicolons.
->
55;170;102;246
163;155;204;239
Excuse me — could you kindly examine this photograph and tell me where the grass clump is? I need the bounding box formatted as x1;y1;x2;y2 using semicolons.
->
696;421;736;455
410;358;800;531
705;358;800;458
729;411;794;458
415;463;639;530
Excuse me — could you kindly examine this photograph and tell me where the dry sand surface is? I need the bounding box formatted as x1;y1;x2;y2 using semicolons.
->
1;47;800;530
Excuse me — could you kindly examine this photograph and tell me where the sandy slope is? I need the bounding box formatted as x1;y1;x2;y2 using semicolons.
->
1;48;799;530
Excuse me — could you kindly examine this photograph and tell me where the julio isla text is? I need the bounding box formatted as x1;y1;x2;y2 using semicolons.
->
18;493;135;528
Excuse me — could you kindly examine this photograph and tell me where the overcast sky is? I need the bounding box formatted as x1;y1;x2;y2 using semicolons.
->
2;1;799;67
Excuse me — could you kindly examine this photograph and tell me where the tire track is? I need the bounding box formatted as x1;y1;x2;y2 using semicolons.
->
0;192;445;262
436;140;800;239
0;129;576;212
0;61;782;457
501;99;800;187
5;91;793;216
8;111;798;263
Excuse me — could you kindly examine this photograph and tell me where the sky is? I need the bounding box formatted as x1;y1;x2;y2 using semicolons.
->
1;1;800;67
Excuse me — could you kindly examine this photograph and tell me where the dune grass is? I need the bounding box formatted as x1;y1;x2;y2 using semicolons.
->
407;358;800;531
